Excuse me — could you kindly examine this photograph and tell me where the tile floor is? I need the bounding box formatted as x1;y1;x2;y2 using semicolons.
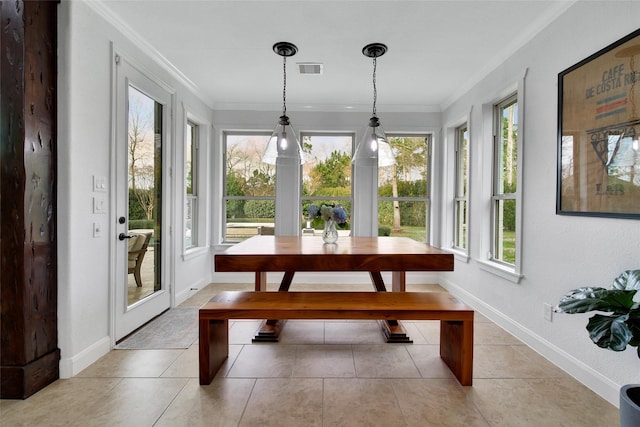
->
0;283;620;426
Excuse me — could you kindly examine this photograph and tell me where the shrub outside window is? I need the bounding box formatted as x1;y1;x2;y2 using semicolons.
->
300;134;353;232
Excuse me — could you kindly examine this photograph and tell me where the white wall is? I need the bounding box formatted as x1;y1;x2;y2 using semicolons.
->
440;1;640;406
57;0;214;377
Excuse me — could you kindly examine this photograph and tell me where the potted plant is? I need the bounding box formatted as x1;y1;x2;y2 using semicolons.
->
555;269;640;426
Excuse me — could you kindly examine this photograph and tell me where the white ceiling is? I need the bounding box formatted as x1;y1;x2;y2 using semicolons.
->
96;0;574;112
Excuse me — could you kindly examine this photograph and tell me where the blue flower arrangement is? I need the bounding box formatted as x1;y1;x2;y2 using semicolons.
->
308;203;348;224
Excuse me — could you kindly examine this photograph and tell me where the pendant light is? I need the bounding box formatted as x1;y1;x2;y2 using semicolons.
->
353;43;396;167
262;42;305;164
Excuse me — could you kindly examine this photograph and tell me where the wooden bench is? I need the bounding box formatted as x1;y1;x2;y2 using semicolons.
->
199;291;474;386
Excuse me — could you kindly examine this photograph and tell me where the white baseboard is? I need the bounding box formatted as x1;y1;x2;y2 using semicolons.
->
175;276;211;305
439;277;621;408
59;336;111;379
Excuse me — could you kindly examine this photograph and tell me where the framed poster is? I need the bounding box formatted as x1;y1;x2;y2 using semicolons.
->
557;28;640;219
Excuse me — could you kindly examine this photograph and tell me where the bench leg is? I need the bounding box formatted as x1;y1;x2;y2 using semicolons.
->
439;319;474;386
199;318;228;385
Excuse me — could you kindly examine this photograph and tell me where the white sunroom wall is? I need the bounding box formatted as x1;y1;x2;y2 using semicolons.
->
57;0;214;377
439;1;640;406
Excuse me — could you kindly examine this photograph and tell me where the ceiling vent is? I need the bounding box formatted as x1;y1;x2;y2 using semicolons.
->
297;63;323;75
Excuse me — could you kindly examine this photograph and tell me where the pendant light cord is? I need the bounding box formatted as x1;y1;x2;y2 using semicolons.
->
372;56;377;117
282;55;287;116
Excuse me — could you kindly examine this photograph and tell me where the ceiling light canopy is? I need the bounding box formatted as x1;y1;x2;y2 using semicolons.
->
262;42;305;165
353;43;396;167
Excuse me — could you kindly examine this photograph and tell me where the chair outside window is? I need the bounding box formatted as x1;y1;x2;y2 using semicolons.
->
127;232;152;287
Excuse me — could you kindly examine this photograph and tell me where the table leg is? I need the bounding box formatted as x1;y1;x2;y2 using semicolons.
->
253;271;295;342
392;271;406;292
255;272;267;291
369;272;412;343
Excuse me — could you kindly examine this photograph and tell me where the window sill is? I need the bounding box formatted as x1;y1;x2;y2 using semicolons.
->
448;248;470;264
477;259;523;284
182;246;210;261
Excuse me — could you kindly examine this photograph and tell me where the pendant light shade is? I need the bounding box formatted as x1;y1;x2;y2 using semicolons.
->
263;42;305;165
353;43;396;167
354;116;396;167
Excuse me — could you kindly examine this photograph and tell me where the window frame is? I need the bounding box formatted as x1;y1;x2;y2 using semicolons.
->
453;124;469;253
300;132;355;229
185;120;198;250
222;131;275;243
378;134;433;243
490;94;518;267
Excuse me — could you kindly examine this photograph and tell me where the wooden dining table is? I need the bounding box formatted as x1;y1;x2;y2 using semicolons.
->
214;235;454;342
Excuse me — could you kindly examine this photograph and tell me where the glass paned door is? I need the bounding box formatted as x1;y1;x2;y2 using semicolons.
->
115;56;171;341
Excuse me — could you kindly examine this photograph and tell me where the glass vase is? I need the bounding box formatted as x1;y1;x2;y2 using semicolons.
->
322;219;339;244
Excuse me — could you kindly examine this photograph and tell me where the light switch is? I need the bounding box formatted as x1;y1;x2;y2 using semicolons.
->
93;175;107;192
93;196;107;214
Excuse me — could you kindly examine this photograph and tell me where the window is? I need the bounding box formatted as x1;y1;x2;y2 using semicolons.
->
223;132;275;242
300;134;353;231
453;124;469;251
378;135;431;242
491;94;518;266
185;121;198;249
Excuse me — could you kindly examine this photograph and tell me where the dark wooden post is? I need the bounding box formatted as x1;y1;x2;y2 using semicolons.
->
1;0;60;399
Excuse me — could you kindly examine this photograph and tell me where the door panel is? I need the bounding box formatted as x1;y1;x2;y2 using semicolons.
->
115;56;171;341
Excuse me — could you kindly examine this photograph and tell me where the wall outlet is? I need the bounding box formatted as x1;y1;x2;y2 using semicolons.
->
93;222;102;238
543;303;553;322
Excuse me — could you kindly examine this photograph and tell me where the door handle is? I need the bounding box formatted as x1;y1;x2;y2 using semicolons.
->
118;233;134;241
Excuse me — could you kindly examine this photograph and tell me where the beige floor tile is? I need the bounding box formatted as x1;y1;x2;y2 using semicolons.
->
292;344;356;377
474;322;524;345
226;344;296;377
474;345;564;379
399;321;429;344
0;378;122;426
464;378;551;426
474;312;492;323
278;320;325;344
353;344;421;378
412;320;441;344
511;345;570;377
406;283;448;292
323;378;406;426
324;320;386;344
229;319;262;344
527;377;619;426
161;343;199;377
466;378;618;427
71;377;188;426
155;378;256;427
239;378;323;427
392;378;489;426
76;349;183;377
405;344;457;379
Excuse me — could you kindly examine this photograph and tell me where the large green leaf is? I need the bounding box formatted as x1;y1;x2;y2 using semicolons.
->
556;287;637;314
612;270;640;291
587;314;632;351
